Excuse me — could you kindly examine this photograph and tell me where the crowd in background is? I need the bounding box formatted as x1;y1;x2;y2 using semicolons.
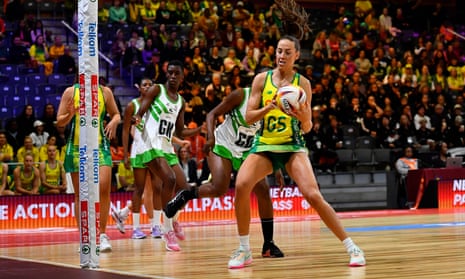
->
0;0;464;196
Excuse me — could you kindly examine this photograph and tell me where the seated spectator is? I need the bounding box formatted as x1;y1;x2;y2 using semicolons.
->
122;38;143;69
431;141;449;168
30;19;45;46
395;146;420;208
205;72;225;99
116;160;135;192
0;162;14;196
242;47;258;76
377;115;399;148
13;153;40;195
415;117;434;149
30;120;49;149
0;131;14;162
39;135;60;162
17;136;40;165
156;0;173;25
448;115;465;148
56;46;77;75
8;36;31;65
140;0;157;24
397;113;419;149
354;49;371;77
29;35;50;69
324;116;344;150
48;35;65;61
108;0;127;24
360;108;378;138
177;145;199;186
186;121;206;169
13;20;32;47
110;136;124;188
141;38;155;65
223;48;242;73
39;144;67;194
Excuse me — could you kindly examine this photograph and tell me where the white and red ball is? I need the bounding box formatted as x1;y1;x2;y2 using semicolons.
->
276;85;307;114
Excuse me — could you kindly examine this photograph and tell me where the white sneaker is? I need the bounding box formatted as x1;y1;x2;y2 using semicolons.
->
99;234;112;253
111;210;126;234
228;248;252;269
348;247;366;267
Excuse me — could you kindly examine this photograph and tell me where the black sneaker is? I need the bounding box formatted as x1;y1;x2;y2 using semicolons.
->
164;189;190;218
262;241;284;258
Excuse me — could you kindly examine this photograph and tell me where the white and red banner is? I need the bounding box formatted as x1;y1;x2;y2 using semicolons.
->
78;0;99;268
0;187;314;229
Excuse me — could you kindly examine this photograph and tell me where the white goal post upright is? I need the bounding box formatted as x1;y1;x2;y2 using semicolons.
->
77;0;100;269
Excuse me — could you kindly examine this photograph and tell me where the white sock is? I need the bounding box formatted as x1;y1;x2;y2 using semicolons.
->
121;206;130;219
239;235;250;251
148;218;154;227
163;212;173;232
153;210;162;226
132;213;140;229
343;237;356;253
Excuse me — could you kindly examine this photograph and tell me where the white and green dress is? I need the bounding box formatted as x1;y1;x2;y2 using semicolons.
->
131;84;183;167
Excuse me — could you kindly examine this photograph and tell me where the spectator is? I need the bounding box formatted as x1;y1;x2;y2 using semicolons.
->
143;49;163;83
156;0;173;25
205;72;225;99
39;135;60;162
354;49;371;77
231;1;250;28
415;117;434;149
177;145;199;186
413;106;431;130
115;160;135;192
0;161;14;196
17;136;40;165
0;131;14;162
39;144;67;194
38;103;57;137
448;115;465;148
127;0;142;24
128;29;145;51
30;120;49;149
206;46;225;73
395;146;419;208
431;141;449;168
56;46;77;75
30;19;45;45
186;121;206;169
16;105;36;146
141;38;155;65
8;36;31;65
122;38;143;69
242;47;257;76
140;0;157;24
29;35;50;70
108;0;127;24
48;35;65;61
13;153;40;195
173;1;191;25
223;48;242;73
396;113;419;149
110;136;124;188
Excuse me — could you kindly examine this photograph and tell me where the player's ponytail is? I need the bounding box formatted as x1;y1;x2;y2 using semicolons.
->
274;0;311;41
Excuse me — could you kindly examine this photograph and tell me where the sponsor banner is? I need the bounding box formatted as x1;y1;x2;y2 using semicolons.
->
78;0;99;268
438;179;465;208
0;187;314;229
